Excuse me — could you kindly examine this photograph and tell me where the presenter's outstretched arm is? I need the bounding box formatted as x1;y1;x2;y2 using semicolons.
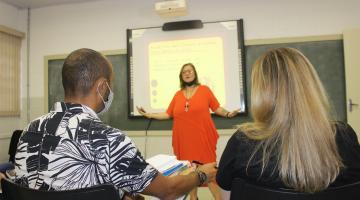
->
136;106;170;120
214;107;240;118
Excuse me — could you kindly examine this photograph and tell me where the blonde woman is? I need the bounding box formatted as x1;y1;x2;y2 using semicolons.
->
216;47;360;199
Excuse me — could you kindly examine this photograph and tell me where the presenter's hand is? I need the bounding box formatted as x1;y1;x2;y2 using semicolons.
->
228;108;240;118
197;162;217;183
136;106;150;118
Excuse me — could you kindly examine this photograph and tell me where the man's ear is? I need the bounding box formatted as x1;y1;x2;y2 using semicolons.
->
94;78;107;96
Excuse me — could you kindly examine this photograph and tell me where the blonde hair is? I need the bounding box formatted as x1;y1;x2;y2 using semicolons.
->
239;47;343;193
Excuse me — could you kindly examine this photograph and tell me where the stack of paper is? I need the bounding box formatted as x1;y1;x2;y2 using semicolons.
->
146;154;190;176
146;154;190;200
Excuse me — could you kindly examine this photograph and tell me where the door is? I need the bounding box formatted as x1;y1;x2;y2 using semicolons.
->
343;29;360;135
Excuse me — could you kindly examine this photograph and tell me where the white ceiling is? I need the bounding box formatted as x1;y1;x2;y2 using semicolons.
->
0;0;104;9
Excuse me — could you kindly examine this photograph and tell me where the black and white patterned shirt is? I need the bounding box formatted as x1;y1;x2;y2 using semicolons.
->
14;102;158;197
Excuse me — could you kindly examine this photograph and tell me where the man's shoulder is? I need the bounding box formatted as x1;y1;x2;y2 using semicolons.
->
25;112;54;131
74;112;126;137
26;111;126;139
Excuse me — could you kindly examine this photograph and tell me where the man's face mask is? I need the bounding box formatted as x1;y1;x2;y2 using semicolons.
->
97;81;114;115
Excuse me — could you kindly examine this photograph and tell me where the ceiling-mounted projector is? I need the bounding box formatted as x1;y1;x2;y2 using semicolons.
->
155;0;187;17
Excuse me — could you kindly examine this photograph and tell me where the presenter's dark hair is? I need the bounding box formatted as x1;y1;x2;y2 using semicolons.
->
179;63;200;89
62;48;112;97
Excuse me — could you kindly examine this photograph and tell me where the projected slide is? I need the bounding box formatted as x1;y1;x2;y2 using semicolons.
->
127;20;246;116
148;37;225;109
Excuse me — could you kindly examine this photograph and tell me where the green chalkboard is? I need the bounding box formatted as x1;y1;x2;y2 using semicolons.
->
245;40;346;123
47;40;346;130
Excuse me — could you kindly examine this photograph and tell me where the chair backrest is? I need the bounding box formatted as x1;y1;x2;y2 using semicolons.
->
230;178;360;200
8;130;22;163
0;179;121;200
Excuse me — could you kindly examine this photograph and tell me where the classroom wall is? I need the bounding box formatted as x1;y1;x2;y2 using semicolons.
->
0;1;28;162
28;0;360;119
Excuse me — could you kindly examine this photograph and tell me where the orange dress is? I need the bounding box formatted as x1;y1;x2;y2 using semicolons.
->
166;85;220;163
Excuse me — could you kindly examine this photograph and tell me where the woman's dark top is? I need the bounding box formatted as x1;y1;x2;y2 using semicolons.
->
216;122;360;191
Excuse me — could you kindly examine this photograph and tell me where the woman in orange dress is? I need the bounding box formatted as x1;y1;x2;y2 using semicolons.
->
137;63;239;200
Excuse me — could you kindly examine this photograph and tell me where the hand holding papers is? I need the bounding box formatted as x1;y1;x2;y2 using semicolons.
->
147;154;217;184
146;154;191;200
146;155;218;200
146;154;190;176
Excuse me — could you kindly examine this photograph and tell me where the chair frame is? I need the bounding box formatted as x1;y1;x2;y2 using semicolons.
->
230;178;360;200
1;178;121;200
